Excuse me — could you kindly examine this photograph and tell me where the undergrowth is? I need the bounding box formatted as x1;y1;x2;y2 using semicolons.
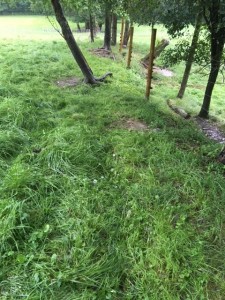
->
0;16;225;300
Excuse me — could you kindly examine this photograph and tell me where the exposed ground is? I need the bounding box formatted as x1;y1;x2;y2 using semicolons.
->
195;116;225;144
56;77;81;87
110;118;150;131
91;48;116;60
154;66;174;77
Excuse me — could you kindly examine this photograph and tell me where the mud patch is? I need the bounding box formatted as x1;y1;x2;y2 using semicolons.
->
195;117;225;144
110;118;151;132
56;77;81;88
91;48;115;60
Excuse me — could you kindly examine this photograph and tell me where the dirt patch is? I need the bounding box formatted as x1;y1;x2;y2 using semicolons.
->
195;117;225;144
91;48;115;60
187;84;205;90
167;100;225;144
153;67;174;77
142;63;174;77
110;118;151;132
56;77;81;88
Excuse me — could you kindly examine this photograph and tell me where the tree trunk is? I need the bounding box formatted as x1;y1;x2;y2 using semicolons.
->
198;36;224;118
123;20;130;46
85;20;90;31
89;13;94;42
177;11;202;98
111;13;117;46
98;21;103;32
77;23;81;32
51;0;112;84
103;4;111;50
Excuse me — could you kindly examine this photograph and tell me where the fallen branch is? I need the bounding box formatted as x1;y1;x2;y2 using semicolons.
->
141;39;170;65
167;99;191;119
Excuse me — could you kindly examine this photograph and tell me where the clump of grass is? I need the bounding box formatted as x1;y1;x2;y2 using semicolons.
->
0;127;29;159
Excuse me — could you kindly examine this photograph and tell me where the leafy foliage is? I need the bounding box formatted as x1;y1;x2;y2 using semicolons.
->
161;29;212;67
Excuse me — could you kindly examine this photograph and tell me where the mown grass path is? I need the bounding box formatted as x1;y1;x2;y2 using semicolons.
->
0;16;225;300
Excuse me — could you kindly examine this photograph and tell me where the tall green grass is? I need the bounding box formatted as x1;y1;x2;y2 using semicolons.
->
0;16;225;299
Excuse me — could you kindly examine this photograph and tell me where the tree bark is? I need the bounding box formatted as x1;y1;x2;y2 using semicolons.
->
103;4;112;50
77;23;81;32
198;36;224;118
177;11;202;98
51;0;112;84
85;20;90;31
111;13;117;46
98;21;103;32
199;1;225;118
123;20;130;46
89;13;94;42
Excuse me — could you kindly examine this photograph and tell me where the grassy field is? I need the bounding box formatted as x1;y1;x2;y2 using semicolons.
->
0;15;225;300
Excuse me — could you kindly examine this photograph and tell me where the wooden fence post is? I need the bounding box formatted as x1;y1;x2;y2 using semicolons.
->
119;18;125;52
145;28;157;99
127;26;134;68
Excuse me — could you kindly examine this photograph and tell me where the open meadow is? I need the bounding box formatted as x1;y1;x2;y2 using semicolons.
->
0;15;225;300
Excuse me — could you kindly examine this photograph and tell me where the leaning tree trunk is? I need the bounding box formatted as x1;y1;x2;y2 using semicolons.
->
111;13;117;46
103;4;112;50
198;33;225;118
123;20;130;47
177;11;202;98
51;0;112;84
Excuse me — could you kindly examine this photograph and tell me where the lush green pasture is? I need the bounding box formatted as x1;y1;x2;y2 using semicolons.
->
0;15;225;300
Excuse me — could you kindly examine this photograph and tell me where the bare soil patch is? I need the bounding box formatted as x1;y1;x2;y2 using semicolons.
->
194;117;225;144
166;100;225;144
91;48;115;60
142;62;174;77
187;84;205;90
153;66;174;77
56;77;81;88
110;118;150;132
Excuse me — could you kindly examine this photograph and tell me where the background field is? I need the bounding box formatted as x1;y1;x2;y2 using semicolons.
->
0;15;225;300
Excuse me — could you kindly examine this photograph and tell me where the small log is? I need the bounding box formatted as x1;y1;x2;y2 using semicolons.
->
167;99;191;119
141;39;169;64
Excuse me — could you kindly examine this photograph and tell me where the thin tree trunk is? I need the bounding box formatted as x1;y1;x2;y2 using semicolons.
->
77;23;81;32
51;0;112;84
93;16;98;37
177;11;202;98
198;35;225;118
98;21;103;32
85;20;90;31
89;13;94;42
111;13;117;46
103;4;111;50
123;20;130;46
